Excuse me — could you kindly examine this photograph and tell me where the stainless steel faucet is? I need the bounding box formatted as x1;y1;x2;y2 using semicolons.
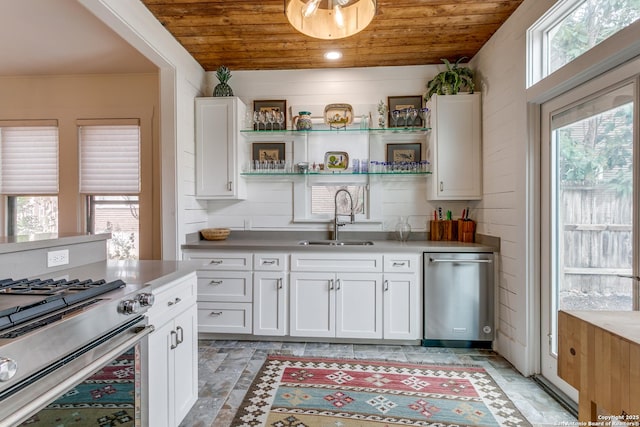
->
333;189;355;241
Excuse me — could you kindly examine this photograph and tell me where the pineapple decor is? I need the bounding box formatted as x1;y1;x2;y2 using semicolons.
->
213;65;234;97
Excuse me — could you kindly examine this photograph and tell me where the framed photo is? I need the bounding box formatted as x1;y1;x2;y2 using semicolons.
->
387;95;423;128
386;143;422;163
253;99;287;130
252;142;285;162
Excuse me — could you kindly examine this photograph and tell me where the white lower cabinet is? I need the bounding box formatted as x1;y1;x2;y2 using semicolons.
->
253;271;288;335
290;272;383;339
147;273;198;427
383;254;421;340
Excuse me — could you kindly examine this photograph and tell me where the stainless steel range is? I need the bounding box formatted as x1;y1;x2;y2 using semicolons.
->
0;275;155;426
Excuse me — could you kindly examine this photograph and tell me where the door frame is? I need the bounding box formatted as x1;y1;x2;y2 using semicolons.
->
537;58;640;399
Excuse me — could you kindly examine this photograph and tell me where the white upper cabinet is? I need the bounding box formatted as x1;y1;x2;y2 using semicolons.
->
195;97;246;199
427;93;482;200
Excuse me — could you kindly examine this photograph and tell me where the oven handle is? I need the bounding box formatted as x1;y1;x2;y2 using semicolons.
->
4;323;154;427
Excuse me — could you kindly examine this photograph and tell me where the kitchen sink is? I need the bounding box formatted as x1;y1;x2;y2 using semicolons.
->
298;240;374;246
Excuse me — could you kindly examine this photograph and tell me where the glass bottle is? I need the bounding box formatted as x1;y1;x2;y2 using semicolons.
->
395;216;411;242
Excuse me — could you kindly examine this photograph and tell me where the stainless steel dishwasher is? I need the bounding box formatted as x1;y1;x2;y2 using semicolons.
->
423;252;494;346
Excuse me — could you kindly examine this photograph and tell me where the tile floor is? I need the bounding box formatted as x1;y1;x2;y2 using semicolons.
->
180;340;576;427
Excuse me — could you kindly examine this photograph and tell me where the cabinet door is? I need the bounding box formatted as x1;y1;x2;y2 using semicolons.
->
147;321;172;427
383;273;420;339
195;97;246;199
428;93;482;200
336;273;382;339
253;272;287;336
290;272;335;337
172;304;198;426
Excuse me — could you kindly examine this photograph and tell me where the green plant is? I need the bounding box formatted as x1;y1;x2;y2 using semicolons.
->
213;65;234;97
425;57;475;102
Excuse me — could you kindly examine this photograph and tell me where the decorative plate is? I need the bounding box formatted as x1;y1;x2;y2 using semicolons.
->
324;151;349;170
324;103;353;127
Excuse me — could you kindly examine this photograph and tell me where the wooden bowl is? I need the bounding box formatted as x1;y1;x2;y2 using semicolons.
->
200;228;230;241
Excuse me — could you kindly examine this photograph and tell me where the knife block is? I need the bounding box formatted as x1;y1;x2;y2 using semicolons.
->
458;219;476;243
429;220;457;241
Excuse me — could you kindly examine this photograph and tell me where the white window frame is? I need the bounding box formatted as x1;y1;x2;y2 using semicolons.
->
527;0;640;89
527;0;587;88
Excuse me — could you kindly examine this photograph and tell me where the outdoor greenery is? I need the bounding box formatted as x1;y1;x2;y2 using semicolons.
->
549;0;640;73
558;103;633;195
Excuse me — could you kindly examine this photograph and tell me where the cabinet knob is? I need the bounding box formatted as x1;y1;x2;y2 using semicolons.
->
570;347;576;356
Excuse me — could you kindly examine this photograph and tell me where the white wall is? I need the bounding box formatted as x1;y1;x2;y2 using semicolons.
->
471;0;556;374
200;66;476;234
79;0;207;260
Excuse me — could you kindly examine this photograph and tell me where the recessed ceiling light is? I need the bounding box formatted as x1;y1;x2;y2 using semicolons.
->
324;51;343;60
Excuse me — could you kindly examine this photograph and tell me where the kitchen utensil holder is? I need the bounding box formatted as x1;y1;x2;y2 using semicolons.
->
429;220;457;241
458;219;476;243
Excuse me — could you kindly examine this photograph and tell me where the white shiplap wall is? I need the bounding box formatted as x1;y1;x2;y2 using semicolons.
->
471;0;557;374
200;65;474;233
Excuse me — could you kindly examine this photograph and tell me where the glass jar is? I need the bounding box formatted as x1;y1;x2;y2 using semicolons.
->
395;216;411;242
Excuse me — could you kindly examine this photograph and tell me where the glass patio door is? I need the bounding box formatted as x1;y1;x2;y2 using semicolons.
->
540;77;637;397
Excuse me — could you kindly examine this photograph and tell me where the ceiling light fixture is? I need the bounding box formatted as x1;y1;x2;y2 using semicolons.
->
285;0;377;40
324;51;343;60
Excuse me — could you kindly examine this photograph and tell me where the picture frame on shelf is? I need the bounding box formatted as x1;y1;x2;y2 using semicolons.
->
387;95;423;128
386;143;422;163
253;100;287;131
252;142;285;162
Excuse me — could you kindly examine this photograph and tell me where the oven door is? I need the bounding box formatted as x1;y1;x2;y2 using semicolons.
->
1;316;153;427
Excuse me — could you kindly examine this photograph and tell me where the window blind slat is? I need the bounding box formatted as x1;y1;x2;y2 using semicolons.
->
79;125;140;194
0;126;59;194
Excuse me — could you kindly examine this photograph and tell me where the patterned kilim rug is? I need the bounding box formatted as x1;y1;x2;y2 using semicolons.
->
232;355;533;427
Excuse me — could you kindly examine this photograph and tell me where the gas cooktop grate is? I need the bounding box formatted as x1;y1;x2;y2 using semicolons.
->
0;278;126;334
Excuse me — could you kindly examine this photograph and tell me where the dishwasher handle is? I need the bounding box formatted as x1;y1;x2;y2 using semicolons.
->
429;258;492;264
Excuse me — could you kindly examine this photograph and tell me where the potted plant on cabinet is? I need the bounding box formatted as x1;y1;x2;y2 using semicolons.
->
425;57;475;102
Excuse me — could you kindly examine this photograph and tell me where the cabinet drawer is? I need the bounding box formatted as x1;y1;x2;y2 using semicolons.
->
186;251;251;271
198;302;252;334
148;273;197;325
254;253;287;271
291;253;382;272
384;254;420;272
197;271;252;302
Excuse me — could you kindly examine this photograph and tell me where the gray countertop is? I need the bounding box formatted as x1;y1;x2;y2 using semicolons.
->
0;233;111;254
36;259;201;292
182;238;496;253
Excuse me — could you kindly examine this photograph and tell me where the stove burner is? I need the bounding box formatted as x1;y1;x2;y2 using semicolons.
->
0;278;126;334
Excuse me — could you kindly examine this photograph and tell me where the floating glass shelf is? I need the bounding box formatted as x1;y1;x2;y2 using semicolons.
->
241;171;431;176
240;127;430;136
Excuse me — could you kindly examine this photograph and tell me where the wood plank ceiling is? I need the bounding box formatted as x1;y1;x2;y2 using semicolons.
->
141;0;525;71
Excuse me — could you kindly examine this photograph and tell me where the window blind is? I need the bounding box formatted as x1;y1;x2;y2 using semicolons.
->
79;125;140;194
0;126;59;194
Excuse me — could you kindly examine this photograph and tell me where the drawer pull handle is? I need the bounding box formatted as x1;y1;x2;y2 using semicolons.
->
336;278;341;290
262;260;276;265
329;279;334;290
170;330;178;349
167;297;181;306
278;278;283;289
392;262;407;267
209;311;223;316
209;280;223;285
210;260;223;265
176;326;184;345
384;280;389;291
